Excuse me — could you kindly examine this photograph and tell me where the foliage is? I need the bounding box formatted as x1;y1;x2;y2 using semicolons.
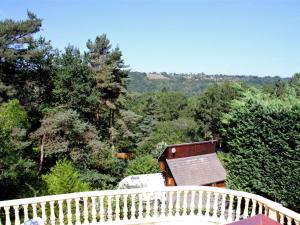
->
194;82;245;140
222;92;300;212
127;72;288;96
52;46;98;119
153;117;198;144
110;110;142;151
42;159;90;194
289;73;300;96
86;34;128;132
125;155;160;176
156;92;188;121
31;109;113;171
0;11;55;112
0;100;37;200
138;96;161;140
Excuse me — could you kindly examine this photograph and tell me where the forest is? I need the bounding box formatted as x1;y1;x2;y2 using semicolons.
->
127;71;289;95
0;12;299;213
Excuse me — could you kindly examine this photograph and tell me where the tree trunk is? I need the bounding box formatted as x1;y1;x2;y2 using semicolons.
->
39;134;45;172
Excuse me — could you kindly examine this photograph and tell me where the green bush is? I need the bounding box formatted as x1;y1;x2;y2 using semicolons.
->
43;159;90;194
125;155;160;176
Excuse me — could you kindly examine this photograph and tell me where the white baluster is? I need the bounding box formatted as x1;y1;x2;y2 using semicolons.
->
243;198;249;219
13;205;20;225
220;194;226;221
107;196;113;222
264;205;269;216
153;193;158;218
130;194;136;220
83;197;89;225
190;190;196;216
168;191;173;217
40;202;47;223
258;202;263;214
49;201;56;225
287;216;292;225
235;196;242;221
32;203;37;219
212;192;219;219
66;199;73;225
115;195;120;221
182;191;188;216
75;198;81;225
145;193;151;218
197;191;204;216
4;207;11;225
99;196;105;223
23;204;29;222
175;191;181;217
138;193;143;219
58;200;64;225
279;212;284;224
227;195;234;222
251;200;257;216
91;197;97;224
123;194;128;221
205;191;211;217
160;191;166;218
295;220;300;225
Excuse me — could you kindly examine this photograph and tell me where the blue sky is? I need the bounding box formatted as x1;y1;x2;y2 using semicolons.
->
1;0;300;77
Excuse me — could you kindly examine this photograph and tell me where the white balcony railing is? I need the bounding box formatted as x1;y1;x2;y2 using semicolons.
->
0;186;299;225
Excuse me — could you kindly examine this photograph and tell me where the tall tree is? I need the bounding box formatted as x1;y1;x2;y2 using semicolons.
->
194;82;245;140
139;96;161;140
0;11;55;108
86;34;128;134
30;109;113;172
52;46;98;120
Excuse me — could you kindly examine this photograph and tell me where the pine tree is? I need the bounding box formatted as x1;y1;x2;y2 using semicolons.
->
0;11;54;103
0;11;55;128
139;96;161;140
52;46;98;120
86;34;128;134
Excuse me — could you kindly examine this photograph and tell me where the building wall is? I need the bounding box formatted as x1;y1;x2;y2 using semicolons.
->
164;141;216;160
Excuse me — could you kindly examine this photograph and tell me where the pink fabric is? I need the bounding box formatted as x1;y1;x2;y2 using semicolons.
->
226;214;281;225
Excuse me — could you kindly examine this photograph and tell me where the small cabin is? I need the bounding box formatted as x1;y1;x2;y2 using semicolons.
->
158;141;226;187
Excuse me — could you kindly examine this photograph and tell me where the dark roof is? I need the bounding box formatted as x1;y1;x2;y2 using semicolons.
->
158;140;217;160
166;153;226;186
226;214;281;225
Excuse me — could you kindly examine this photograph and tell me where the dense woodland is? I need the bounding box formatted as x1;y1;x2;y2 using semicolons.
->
0;12;300;212
127;71;289;95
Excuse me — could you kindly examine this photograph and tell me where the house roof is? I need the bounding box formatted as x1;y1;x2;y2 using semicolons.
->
158;140;217;160
166;153;226;186
226;214;281;225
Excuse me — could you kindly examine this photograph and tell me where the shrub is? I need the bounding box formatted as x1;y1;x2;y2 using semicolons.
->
42;159;90;194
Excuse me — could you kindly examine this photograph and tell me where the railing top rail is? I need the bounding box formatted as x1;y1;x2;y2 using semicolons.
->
0;186;299;221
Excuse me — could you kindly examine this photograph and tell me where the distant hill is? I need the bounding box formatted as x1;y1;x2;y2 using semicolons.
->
127;72;290;95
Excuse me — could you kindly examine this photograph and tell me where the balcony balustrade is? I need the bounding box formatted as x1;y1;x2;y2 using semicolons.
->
0;186;299;225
